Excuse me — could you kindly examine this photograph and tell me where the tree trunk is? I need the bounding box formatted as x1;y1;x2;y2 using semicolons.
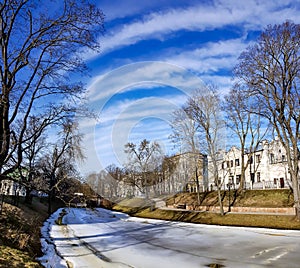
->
238;153;246;191
24;187;32;204
195;167;201;205
291;171;300;219
217;185;224;215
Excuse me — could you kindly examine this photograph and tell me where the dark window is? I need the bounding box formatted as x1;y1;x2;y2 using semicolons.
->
230;160;233;167
235;159;240;166
257;172;261;182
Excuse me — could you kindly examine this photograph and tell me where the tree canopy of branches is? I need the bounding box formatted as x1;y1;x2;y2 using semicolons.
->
124;139;162;198
234;21;300;216
170;109;199;153
222;85;269;190
38;119;85;214
170;108;203;204
185;86;225;215
0;0;104;177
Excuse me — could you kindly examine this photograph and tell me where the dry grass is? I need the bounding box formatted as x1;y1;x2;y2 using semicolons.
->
113;189;300;230
166;189;294;208
0;197;62;268
0;246;41;268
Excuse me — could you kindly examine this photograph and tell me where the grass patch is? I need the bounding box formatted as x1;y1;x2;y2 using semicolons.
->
166;189;294;208
113;190;300;230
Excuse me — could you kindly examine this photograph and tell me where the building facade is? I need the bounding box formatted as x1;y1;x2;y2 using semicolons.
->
166;152;208;193
209;138;292;190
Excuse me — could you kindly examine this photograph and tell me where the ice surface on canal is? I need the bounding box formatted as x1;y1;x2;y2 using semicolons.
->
39;208;300;268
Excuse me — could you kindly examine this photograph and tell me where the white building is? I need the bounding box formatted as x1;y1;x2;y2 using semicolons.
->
209;138;291;190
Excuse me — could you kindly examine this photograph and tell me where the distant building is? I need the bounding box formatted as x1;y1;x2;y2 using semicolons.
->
166;152;208;193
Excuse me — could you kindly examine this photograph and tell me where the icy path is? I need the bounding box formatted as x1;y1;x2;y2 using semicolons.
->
40;208;300;268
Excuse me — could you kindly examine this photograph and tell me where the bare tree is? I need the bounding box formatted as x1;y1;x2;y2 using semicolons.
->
222;85;269;191
170;109;205;203
105;164;124;199
124;139;162;198
170;109;200;153
234;21;300;217
0;0;104;178
186;86;225;215
38;119;85;214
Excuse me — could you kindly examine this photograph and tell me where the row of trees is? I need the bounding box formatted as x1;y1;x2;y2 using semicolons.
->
0;0;105;213
86;140;181;200
171;21;300;216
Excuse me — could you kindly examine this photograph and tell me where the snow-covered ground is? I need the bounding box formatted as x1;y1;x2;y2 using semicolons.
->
39;208;300;268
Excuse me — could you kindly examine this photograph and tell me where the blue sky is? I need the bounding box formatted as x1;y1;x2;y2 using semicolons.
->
76;0;300;174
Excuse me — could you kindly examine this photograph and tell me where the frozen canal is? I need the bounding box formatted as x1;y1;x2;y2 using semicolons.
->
40;208;300;268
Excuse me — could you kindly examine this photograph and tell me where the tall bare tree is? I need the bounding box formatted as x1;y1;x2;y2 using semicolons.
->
38;119;84;214
234;21;300;216
170;108;203;204
0;0;104;178
222;85;269;191
186;85;225;215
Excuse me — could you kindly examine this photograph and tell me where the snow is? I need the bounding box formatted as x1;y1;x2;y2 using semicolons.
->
39;208;300;268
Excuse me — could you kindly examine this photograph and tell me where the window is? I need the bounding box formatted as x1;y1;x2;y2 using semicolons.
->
236;175;240;184
230;160;233;167
257;172;261;182
235;158;240;166
282;155;286;162
222;162;225;169
270;153;275;164
256;154;261;163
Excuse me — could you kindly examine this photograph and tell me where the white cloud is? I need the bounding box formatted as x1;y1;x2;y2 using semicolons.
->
86;61;205;104
86;0;300;59
167;38;250;73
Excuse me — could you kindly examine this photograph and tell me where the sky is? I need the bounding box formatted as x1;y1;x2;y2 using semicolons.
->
76;0;300;175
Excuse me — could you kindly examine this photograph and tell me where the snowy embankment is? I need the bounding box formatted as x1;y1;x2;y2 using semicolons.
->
39;207;300;268
39;208;68;268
